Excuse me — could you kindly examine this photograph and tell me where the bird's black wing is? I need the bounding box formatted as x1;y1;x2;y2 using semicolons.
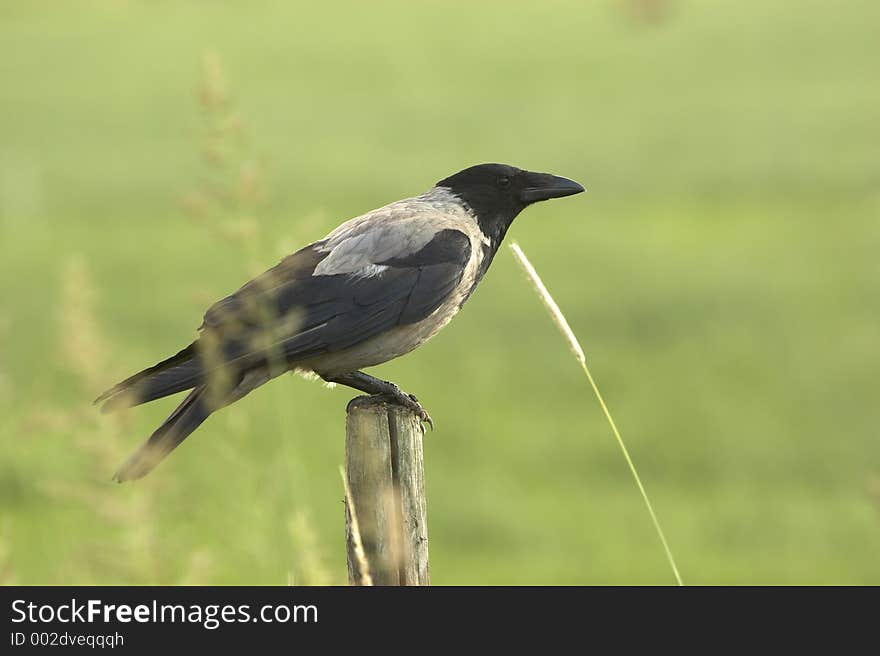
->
202;228;472;369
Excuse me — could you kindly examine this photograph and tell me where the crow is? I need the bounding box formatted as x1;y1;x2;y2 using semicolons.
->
97;163;584;481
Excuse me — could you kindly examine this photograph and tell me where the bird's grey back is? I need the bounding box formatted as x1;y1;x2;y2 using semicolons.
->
313;187;480;276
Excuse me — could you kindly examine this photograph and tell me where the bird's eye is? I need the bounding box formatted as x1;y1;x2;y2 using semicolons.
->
497;176;511;188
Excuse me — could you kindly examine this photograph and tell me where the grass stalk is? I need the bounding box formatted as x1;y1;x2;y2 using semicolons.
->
339;466;374;586
510;242;683;586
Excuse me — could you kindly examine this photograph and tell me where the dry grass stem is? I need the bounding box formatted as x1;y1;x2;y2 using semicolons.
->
510;242;684;586
339;466;373;586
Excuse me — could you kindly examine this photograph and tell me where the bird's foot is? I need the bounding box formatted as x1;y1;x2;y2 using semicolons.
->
380;388;434;432
332;371;434;431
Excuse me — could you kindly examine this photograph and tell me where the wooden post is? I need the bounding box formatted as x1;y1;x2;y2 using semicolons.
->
344;396;430;585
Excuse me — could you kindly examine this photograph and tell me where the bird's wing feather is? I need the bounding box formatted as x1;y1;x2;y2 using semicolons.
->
200;241;329;331
197;220;472;371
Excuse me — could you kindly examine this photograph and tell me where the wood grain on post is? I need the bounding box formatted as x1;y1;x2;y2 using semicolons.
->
344;396;430;586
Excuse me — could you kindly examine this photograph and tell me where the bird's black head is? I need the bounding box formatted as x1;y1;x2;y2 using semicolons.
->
436;163;584;246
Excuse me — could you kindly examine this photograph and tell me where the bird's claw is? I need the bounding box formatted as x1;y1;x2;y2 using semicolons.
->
405;393;433;431
378;389;434;432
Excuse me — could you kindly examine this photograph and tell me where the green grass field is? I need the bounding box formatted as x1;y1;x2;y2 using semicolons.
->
1;0;878;584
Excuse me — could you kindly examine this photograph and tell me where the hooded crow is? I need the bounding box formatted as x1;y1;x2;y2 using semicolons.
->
98;163;584;481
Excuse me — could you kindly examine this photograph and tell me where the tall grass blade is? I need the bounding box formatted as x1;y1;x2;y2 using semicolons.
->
510;242;684;586
339;466;374;586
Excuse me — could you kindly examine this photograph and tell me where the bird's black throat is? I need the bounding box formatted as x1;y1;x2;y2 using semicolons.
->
474;211;516;276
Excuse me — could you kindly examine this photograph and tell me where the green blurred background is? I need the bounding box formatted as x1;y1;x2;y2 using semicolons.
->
1;0;878;585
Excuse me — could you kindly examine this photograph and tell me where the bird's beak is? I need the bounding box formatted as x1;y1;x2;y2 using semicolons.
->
519;172;586;204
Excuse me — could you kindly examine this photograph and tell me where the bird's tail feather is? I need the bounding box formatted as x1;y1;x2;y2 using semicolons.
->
95;342;202;412
113;386;212;482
